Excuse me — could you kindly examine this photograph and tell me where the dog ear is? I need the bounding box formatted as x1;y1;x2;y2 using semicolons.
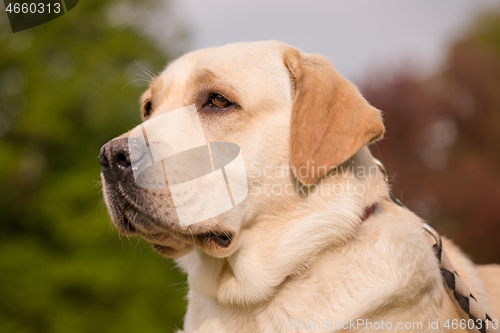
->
284;48;385;186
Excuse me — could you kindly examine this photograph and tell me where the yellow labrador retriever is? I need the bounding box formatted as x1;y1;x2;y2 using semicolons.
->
99;41;500;332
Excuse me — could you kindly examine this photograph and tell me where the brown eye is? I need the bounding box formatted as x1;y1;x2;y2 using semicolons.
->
143;101;152;117
209;93;231;108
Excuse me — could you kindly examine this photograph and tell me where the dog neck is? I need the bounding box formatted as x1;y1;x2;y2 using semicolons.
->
179;149;390;307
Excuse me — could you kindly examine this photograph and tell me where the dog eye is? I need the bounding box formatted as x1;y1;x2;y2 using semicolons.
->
143;101;152;117
209;93;232;109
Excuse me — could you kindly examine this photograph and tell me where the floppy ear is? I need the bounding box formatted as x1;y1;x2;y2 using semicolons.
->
284;48;385;186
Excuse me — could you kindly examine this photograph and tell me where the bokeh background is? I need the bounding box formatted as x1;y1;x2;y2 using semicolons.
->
0;0;499;332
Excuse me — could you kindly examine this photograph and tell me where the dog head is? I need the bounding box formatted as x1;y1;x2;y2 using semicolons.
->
100;41;384;261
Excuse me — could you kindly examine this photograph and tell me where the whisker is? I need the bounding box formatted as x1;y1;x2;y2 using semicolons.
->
134;73;151;82
135;59;157;80
133;238;141;253
123;79;150;89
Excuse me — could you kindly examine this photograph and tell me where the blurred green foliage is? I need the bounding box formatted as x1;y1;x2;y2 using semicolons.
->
0;1;187;332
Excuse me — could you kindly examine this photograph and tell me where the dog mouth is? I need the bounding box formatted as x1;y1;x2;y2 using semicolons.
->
105;180;236;256
151;231;233;255
145;224;236;258
199;231;233;248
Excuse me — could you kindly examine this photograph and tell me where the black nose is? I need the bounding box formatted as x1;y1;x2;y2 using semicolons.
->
99;138;131;182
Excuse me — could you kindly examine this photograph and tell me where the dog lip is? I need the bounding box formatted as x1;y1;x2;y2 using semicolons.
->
108;183;238;257
199;231;233;248
109;180;236;240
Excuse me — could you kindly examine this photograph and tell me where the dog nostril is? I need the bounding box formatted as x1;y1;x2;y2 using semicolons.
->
100;139;131;182
116;152;130;168
99;144;110;167
99;153;109;167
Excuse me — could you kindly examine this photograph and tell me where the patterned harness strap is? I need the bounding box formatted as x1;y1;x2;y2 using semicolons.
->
373;158;498;333
429;233;499;333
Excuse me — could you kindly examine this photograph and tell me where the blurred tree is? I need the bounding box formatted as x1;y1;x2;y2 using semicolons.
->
362;11;500;264
0;1;188;332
